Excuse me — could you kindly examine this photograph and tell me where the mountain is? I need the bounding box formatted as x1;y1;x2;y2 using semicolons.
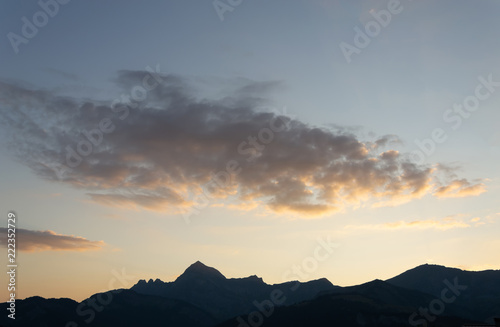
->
386;264;500;322
131;261;338;323
215;280;478;327
0;296;80;327
1;262;499;327
177;260;227;281
0;289;216;327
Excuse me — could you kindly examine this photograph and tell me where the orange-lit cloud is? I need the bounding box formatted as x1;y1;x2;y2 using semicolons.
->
0;228;105;252
87;190;190;213
268;202;339;217
383;219;470;230
0;75;487;218
434;179;486;198
346;217;471;231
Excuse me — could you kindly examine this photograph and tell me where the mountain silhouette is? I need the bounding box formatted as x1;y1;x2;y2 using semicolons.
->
1;262;498;327
216;280;478;327
179;261;227;280
131;261;338;322
386;263;500;322
0;290;216;327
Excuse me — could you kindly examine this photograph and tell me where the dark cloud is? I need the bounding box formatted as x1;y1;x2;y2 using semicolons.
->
0;72;486;217
0;228;104;252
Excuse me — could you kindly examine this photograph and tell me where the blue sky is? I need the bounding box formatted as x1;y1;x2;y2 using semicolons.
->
0;0;499;301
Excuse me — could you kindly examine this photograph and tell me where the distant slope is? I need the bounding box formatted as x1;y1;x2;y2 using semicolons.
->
77;289;216;327
131;261;338;323
0;296;80;327
330;279;445;308
215;280;477;327
0;290;216;327
386;264;500;322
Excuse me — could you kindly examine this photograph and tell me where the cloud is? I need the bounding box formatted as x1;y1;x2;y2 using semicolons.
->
346;218;470;231
382;219;470;230
88;191;189;211
434;178;486;198
0;72;487;217
346;213;499;232
0;228;105;252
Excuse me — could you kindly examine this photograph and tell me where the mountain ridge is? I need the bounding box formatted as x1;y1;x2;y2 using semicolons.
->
131;261;338;322
1;262;499;327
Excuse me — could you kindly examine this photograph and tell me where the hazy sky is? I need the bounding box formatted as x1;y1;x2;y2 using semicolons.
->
1;0;499;302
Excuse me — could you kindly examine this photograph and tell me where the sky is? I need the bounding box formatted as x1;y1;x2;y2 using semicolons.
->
0;0;499;302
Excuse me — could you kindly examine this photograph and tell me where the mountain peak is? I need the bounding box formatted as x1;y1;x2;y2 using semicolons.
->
176;261;226;282
189;260;208;269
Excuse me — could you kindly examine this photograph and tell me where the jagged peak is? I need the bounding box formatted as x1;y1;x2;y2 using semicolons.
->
232;274;265;283
134;278;165;287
